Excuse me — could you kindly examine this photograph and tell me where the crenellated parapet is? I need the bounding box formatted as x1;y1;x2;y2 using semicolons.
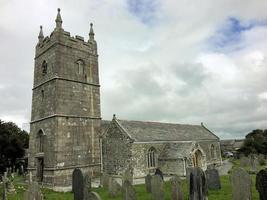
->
36;8;97;58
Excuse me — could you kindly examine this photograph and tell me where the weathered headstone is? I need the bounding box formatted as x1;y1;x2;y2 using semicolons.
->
108;178;121;198
145;174;152;193
88;191;102;200
72;168;84;200
122;179;136;200
256;169;267;200
231;168;252;200
205;168;221;190
240;157;249;168
170;175;183;200
188;167;208;200
2;176;7;200
122;168;133;185
249;154;258;173
23;181;43;200
151;175;164;200
29;171;32;183
101;172;109;188
83;174;91;200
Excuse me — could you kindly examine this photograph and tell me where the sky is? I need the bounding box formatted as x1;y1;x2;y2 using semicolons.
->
0;0;267;139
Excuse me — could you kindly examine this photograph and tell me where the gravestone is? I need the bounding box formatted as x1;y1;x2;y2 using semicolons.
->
122;168;133;185
170;175;183;200
151;175;164;200
83;174;91;200
205;168;221;190
72;168;84;200
231;168;252;200
145;174;152;193
88;191;102;200
249;154;258;173
122;179;136;200
188;167;208;200
240;157;249;168
101;172;109;188
256;169;267;200
29;171;32;183
108;178;121;198
2;176;7;200
23;181;43;200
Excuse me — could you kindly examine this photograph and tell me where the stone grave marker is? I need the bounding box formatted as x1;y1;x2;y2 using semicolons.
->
88;191;102;200
189;167;208;200
205;168;221;190
145;174;152;193
72;168;84;200
101;172;109;188
151;175;164;200
231;168;252;200
170;175;183;200
23;181;43;200
2;176;7;200
108;177;121;198
83;174;91;200
249;154;258;173
240;157;249;168
122;167;133;185
256;169;267;200
122;179;136;200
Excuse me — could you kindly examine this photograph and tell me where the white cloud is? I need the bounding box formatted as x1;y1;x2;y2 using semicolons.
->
0;0;267;138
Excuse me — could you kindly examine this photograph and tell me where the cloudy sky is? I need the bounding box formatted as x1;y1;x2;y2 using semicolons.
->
0;0;267;139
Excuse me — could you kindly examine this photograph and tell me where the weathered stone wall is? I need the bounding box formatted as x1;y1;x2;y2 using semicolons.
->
197;141;222;167
159;159;185;175
29;24;101;189
102;122;132;175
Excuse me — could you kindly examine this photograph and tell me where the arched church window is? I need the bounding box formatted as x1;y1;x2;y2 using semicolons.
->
42;61;47;75
210;144;216;159
76;59;85;75
37;130;45;152
147;147;157;168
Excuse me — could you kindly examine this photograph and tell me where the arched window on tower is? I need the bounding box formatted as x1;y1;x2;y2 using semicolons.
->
37;130;45;152
147;147;157;168
42;60;47;75
210;144;216;159
76;59;85;75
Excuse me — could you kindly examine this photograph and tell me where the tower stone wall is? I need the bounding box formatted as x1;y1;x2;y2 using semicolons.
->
28;9;101;190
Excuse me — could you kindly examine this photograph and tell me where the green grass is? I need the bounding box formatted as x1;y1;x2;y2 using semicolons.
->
1;159;265;200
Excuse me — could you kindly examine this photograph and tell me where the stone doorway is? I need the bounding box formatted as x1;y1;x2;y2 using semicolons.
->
36;158;44;182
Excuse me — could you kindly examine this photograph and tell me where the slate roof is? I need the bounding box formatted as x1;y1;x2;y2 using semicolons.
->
111;119;219;142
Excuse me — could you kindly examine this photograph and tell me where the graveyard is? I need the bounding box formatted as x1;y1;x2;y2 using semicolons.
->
0;156;266;199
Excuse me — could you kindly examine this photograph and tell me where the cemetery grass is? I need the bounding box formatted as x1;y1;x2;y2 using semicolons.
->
0;174;260;200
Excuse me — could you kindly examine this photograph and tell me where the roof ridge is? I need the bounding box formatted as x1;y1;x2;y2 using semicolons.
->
117;119;201;127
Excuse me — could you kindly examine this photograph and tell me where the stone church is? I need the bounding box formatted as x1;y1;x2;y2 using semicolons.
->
28;9;222;190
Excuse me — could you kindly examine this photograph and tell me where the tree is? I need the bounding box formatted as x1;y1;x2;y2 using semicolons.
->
239;129;267;156
0;119;29;173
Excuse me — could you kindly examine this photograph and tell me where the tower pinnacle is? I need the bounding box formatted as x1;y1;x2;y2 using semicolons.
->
55;8;63;29
89;23;95;40
38;26;44;43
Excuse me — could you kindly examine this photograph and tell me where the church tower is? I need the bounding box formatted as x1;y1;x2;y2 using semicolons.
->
28;9;101;190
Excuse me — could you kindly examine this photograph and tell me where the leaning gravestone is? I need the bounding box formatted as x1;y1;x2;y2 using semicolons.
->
122;179;136;200
72;168;84;200
108;178;121;198
231;168;252;200
88;191;102;200
256;169;267;200
151;175;164;200
23;181;43;200
205;168;221;190
170;175;183;200
101;172;109;188
145;174;152;193
189;167;208;200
